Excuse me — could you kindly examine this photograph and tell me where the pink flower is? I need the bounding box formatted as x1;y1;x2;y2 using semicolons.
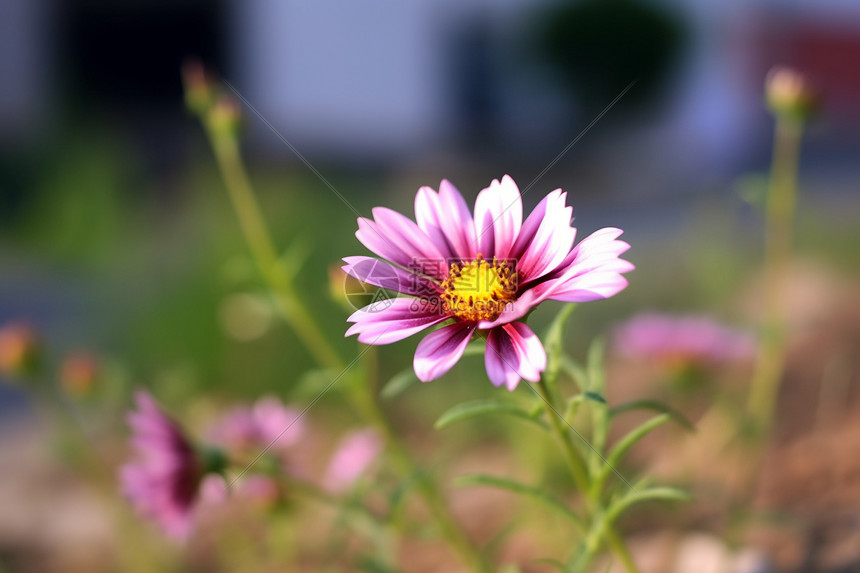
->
119;391;204;540
200;474;281;509
323;429;383;493
343;176;633;389
613;313;754;367
207;396;305;453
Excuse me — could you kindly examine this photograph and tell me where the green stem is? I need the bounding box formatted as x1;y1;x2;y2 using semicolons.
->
746;117;804;434
567;535;601;573
204;127;487;572
567;519;639;573
604;527;640;573
353;350;491;573
208;132;343;371
537;378;591;496
538;370;639;573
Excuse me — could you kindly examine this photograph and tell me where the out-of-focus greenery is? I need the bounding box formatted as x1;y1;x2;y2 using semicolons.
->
2;121;858;424
3;109;860;571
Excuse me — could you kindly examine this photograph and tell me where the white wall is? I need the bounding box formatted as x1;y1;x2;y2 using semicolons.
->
233;0;452;159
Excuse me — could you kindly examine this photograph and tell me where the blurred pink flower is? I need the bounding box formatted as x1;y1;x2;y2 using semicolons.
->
323;429;383;493
199;473;280;509
119;391;204;540
207;395;305;453
344;175;633;390
613;313;754;368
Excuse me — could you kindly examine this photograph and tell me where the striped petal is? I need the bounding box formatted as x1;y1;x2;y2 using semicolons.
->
415;179;478;261
355;208;446;278
473;175;522;260
342;256;441;298
346;298;447;345
413;322;475;382
511;189;576;282
485;322;546;390
544;228;634;302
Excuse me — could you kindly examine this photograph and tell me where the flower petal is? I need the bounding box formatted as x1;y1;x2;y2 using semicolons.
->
485;322;546;390
413;322;475;382
477;289;541;330
346;298;447;345
511;189;577;282
415;179;478;261
323;429;383;493
342;256;441;298
544;228;634;302
355;208;446;278
253;398;305;448
477;226;633;328
548;271;631;302
473;175;522;259
371;207;447;263
120;391;200;541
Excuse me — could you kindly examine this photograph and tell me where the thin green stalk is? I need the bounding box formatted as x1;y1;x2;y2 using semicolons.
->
537;376;640;573
536;378;591;495
205;126;487;572
353;350;491;573
566;518;639;573
567;533;602;573
208;132;343;371
604;527;639;573
747;117;804;433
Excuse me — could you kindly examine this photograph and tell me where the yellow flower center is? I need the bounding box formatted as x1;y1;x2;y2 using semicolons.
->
441;256;517;323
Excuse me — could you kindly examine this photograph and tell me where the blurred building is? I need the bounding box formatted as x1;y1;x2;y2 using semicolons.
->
2;0;860;176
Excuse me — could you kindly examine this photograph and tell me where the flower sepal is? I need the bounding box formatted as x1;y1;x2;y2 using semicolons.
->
199;444;229;476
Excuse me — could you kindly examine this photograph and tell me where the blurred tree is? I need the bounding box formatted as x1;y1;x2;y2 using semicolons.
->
533;0;685;117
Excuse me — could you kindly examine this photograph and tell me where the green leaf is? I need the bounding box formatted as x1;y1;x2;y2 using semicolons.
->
609;399;695;431
606;486;690;524
456;474;583;529
586;337;607;394
560;356;588;390
483;521;520;566
606;414;670;471
563;394;584;422
592;414;672;494
583;337;610;459
387;470;423;518
435;399;548;430
563;392;605;424
542;303;578;387
380;368;419;399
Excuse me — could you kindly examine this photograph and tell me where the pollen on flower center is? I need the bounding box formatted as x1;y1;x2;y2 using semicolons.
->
440;255;517;323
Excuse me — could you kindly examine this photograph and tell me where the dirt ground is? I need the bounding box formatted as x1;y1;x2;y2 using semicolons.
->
1;262;859;573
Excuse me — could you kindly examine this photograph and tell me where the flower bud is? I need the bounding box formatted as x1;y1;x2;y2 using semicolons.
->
765;66;818;121
207;95;242;140
0;322;40;379
328;264;352;310
181;59;216;116
59;352;100;397
200;444;229;476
